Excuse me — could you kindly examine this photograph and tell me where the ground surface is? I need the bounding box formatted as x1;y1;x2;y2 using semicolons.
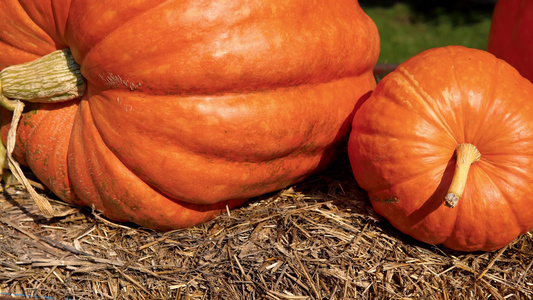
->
0;153;532;299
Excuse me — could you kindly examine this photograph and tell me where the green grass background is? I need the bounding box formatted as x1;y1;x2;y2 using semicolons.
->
359;0;496;64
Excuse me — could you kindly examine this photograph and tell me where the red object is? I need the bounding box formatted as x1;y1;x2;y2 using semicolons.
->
488;0;533;82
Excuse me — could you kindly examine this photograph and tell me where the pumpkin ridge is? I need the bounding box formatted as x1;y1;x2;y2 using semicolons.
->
356;92;457;153
369;163;447;197
0;2;56;59
0;37;42;59
70;0;174;67
73;0;379;96
483;56;501;142
89;75;364;162
475;160;530;231
363;141;449;188
82;50;375;97
69;99;247;228
467;59;506;149
480;155;533;176
447;47;500;145
20;106;48;153
23;101;80;203
356;125;454;153
445;167;519;250
85;89;342;204
444;47;467;143
475;112;533;157
94;73;368;98
394;67;457;143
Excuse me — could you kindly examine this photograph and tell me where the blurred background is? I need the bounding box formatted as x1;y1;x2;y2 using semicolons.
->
359;0;497;64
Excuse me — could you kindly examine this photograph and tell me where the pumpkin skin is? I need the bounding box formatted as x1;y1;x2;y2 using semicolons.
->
0;1;379;230
348;46;533;252
488;0;533;82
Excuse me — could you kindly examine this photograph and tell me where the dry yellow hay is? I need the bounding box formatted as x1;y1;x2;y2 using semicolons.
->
0;152;532;299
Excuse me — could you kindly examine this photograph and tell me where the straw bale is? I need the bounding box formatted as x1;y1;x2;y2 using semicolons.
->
0;152;532;299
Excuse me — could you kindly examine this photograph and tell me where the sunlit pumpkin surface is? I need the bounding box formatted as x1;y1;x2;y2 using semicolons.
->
349;46;533;252
0;1;379;230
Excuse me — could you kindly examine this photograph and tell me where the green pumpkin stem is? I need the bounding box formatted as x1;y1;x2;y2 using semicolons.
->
445;143;481;208
0;84;16;111
0;48;85;218
0;48;85;111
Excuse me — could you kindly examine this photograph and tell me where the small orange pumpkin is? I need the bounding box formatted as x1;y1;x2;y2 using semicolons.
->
348;46;533;252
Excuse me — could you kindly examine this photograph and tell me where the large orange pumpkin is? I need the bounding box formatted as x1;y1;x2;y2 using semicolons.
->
0;1;379;230
488;0;533;82
348;46;533;252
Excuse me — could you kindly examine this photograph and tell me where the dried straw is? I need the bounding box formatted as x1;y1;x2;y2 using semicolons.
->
0;152;531;300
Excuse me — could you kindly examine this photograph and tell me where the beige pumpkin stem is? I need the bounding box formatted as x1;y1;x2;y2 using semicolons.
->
444;143;481;208
0;48;85;218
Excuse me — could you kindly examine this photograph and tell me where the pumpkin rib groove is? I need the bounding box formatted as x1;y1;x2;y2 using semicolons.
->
24;101;81;204
72;1;173;68
0;39;43;60
18;105;48;157
480;158;533;177
89;109;334;163
89;73;367;101
369;162;447;198
476;160;529;228
19;1;72;49
355;129;453;154
49;3;69;45
476;120;533;155
0;3;56;58
445;47;466;143
69;98;248;229
470;60;507;149
450;49;498;146
89;75;364;163
366;146;449;189
395;67;457;143
81;68;372;205
82;51;375;97
479;171;521;235
85;86;344;204
484;57;500;142
446;168;518;250
453;50;488;145
356;85;457;156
